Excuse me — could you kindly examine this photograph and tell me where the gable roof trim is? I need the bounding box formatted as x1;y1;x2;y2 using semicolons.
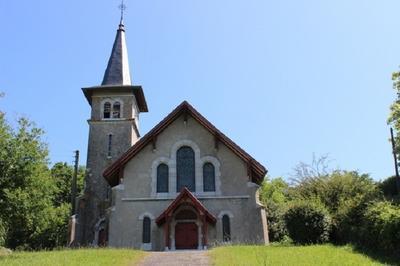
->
155;187;217;225
103;101;267;186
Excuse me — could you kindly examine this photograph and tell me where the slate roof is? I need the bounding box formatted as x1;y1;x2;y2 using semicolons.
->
103;101;268;186
101;21;132;86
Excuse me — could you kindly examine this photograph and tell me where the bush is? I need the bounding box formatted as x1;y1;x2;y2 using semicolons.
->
259;177;290;242
289;170;380;244
0;218;6;247
359;201;400;253
284;200;331;244
379;176;399;202
265;202;288;242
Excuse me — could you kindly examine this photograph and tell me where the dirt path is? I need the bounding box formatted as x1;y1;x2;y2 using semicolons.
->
137;250;211;266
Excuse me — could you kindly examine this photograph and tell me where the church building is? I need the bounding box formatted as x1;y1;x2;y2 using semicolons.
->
75;17;269;251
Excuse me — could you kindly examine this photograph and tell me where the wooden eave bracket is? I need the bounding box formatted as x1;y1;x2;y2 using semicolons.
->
214;133;220;150
151;136;157;151
183;108;188;124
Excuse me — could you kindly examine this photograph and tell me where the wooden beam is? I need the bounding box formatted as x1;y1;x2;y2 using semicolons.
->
247;160;253;182
214;133;219;150
151;136;157;151
183;108;188;123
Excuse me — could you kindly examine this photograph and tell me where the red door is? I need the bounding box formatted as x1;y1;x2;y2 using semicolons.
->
175;222;198;249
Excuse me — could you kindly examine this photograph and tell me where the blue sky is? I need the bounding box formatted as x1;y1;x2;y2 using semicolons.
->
0;0;399;180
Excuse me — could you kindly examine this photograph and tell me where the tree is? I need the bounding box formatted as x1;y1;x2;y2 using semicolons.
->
0;112;69;249
388;69;400;154
51;162;85;207
259;177;290;242
288;155;380;243
379;176;399;201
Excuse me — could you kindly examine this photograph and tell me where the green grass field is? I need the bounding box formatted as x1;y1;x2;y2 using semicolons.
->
0;245;396;266
0;248;145;266
210;245;390;266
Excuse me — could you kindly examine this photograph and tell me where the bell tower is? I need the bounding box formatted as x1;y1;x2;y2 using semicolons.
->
77;17;148;245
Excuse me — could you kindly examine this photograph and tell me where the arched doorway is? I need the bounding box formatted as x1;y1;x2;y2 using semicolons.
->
98;228;107;247
155;187;217;251
174;209;198;249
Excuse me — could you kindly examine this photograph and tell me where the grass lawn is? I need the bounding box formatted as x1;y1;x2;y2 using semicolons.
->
0;248;145;266
210;245;390;266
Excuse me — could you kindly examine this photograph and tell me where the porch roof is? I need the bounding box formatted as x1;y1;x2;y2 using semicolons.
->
155;187;217;225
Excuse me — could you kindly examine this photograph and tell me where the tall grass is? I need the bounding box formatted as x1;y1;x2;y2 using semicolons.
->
0;248;145;266
210;245;386;266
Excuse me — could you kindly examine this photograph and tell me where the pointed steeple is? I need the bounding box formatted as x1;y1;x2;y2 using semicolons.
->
101;20;132;86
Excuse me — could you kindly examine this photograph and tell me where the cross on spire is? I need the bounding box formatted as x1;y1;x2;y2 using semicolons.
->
118;0;127;24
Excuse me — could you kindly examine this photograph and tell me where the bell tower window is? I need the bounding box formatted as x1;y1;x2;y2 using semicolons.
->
103;102;111;119
112;101;121;118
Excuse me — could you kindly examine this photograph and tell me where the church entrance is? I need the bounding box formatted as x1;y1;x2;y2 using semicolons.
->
175;222;198;249
155;187;217;251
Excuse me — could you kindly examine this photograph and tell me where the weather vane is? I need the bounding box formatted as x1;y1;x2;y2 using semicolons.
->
119;0;127;23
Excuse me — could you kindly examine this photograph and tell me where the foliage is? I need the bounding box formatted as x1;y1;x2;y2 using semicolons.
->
0;249;145;266
210;245;383;266
259;177;289;242
378;176;399;202
284;200;331;244
50;163;85;207
388;68;400;154
0;112;71;250
0;218;5;247
289;158;380;243
358;201;400;254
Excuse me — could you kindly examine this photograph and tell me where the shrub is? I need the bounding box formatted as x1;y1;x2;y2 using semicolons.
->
289;170;380;244
265;202;288;242
284;200;331;244
0;218;6;247
260;177;290;242
359;201;400;253
379;176;399;203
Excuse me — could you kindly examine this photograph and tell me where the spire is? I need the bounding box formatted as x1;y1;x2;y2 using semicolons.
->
101;17;132;86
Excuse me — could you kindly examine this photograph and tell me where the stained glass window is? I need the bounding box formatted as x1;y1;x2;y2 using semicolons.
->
142;217;151;243
104;102;111;118
203;162;215;192
222;215;231;242
176;146;195;192
157;163;169;193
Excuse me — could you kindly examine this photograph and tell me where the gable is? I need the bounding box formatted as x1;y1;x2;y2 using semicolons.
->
103;101;267;186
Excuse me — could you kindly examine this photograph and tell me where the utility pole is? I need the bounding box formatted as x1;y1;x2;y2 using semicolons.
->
71;150;79;216
390;128;400;194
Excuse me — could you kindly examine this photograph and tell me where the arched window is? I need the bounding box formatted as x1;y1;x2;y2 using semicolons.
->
103;102;111;119
112;101;121;118
222;215;231;242
156;164;169;193
203;162;215;192
142;217;151;243
176;146;195;192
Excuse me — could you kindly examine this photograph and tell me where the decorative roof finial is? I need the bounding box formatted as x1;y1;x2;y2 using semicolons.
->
118;0;127;26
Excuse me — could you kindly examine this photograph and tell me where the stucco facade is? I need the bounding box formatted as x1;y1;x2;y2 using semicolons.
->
107;112;269;250
74;18;268;249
